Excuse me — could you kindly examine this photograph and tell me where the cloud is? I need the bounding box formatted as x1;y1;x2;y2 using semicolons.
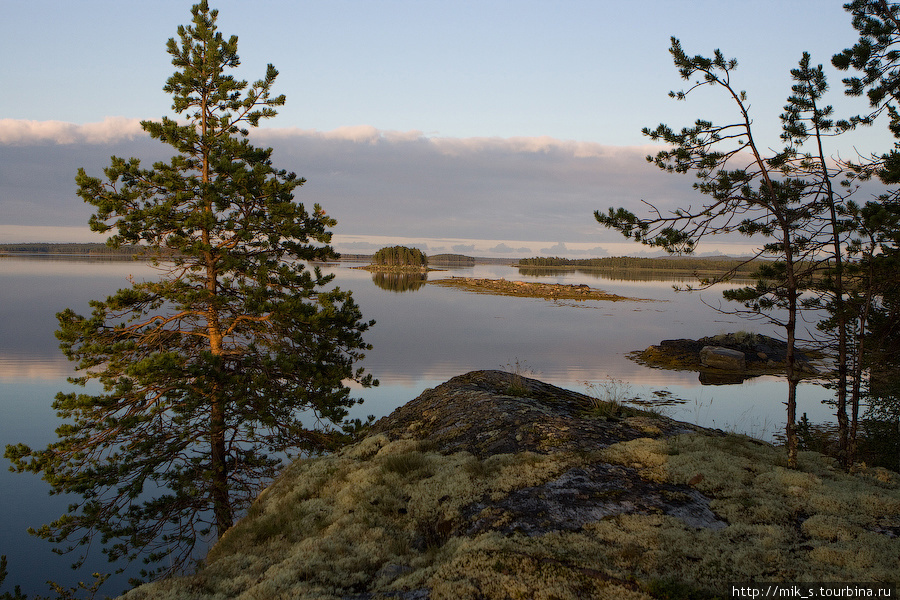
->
0;117;145;145
427;135;632;159
1;120;714;256
489;242;531;254
562;245;611;257
259;125;428;146
335;241;382;252
540;242;570;255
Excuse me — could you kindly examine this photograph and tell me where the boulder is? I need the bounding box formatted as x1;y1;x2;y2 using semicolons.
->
700;345;746;371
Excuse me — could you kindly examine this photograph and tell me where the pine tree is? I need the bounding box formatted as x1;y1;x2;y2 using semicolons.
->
596;40;854;467
832;0;900;465
5;1;375;581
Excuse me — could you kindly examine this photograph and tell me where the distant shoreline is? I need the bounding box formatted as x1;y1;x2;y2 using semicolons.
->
0;242;158;258
2;243;767;277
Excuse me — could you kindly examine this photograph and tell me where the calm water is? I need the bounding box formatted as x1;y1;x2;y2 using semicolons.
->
0;256;835;595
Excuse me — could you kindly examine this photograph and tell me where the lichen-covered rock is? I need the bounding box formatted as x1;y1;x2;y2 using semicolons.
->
120;371;900;600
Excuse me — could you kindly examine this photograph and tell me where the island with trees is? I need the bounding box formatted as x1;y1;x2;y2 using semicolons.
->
360;245;429;272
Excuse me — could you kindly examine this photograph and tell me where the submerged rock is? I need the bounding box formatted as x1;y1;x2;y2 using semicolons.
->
122;371;900;600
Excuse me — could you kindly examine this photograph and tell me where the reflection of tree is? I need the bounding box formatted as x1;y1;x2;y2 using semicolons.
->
372;271;428;292
517;267;572;278
516;266;752;284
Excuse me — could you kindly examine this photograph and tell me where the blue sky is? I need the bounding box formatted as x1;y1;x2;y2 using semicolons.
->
0;1;893;257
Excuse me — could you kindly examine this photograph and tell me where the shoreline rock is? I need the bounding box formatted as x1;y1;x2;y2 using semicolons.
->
121;371;900;600
354;264;432;273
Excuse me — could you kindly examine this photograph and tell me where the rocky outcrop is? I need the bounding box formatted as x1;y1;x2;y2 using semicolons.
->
122;371;900;600
632;332;819;384
426;277;638;301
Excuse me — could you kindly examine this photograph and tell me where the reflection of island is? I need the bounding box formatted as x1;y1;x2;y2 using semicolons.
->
371;270;428;292
427;277;641;301
516;256;765;284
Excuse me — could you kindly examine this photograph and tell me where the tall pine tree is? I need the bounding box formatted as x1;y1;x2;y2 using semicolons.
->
5;1;375;581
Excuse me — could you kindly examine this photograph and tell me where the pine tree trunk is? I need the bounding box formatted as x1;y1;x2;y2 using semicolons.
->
784;233;800;469
200;86;232;537
786;323;799;469
815;121;849;467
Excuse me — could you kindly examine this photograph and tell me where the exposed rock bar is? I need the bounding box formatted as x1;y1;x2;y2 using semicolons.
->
426;276;641;301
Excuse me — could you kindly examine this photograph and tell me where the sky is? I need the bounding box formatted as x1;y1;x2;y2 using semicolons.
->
0;0;894;258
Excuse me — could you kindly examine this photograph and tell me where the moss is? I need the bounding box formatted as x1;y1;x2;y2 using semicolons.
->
592;433;900;587
126;428;900;600
145;439;583;600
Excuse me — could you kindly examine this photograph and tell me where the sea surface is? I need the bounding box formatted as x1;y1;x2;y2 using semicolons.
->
0;256;836;596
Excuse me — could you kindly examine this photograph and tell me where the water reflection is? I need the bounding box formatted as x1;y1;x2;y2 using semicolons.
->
517;265;756;284
0;256;839;596
698;370;757;386
370;270;428;292
0;354;72;381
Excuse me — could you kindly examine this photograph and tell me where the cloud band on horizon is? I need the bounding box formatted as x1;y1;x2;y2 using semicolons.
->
2;118;755;257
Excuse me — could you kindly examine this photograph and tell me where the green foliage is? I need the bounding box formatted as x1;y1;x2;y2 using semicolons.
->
0;555;108;600
0;556;26;600
501;358;535;396
4;1;375;585
371;245;427;267
829;1;900;465
832;0;900;147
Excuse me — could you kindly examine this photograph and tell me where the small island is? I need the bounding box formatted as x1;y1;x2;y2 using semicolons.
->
427;276;640;301
357;245;430;272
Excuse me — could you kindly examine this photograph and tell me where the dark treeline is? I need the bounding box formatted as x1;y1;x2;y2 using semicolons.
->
429;253;476;266
0;242;160;257
372;245;427;267
517;255;763;274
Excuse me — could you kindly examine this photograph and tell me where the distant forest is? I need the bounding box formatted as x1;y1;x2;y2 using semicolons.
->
429;254;476;266
0;242;155;256
517;255;765;274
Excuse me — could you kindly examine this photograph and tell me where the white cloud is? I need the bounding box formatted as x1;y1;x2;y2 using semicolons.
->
257;125;427;146
488;242;531;254
0;117;145;145
540;242;570;255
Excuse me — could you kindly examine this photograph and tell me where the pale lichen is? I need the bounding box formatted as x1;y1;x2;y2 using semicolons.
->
121;377;900;600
